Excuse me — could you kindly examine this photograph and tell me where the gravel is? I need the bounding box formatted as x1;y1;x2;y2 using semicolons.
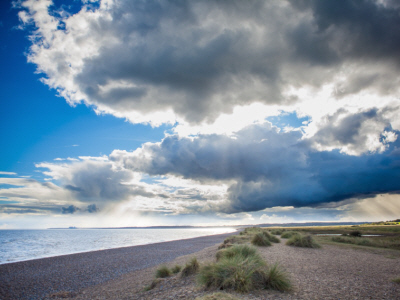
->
0;231;236;300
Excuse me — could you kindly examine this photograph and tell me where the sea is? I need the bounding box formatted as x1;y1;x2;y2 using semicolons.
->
0;227;236;265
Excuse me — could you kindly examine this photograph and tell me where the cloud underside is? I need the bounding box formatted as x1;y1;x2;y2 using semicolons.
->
20;0;400;125
6;0;400;221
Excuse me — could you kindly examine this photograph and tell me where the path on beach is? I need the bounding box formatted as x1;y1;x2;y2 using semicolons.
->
0;232;235;300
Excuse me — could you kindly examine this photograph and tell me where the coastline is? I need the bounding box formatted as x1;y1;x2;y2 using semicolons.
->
0;231;236;300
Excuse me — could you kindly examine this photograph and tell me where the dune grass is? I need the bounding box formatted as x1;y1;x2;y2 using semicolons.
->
263;231;280;243
251;232;272;247
281;231;301;239
392;277;400;284
171;265;182;274
270;229;285;235
216;244;259;261
198;244;291;293
155;265;172;278
181;257;200;277
286;234;321;248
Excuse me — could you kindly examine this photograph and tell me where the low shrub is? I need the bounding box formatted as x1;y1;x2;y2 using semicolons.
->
349;230;362;237
155;265;172;278
216;244;259;261
171;265;182;274
281;231;300;239
286;235;321;248
181;257;200;277
251;232;272;246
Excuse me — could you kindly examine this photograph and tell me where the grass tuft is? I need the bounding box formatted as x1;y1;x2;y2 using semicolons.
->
155;265;172;278
144;278;163;291
263;231;280;243
392;277;400;284
270;229;285;236
216;244;259;261
198;245;291;293
171;265;182;274
281;231;300;239
251;232;272;247
252;263;292;292
181;257;200;277
286;234;321;248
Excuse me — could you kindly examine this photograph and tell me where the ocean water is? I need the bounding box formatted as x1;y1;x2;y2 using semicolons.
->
0;227;236;264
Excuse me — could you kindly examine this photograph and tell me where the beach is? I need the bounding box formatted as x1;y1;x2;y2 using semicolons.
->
1;231;400;300
0;232;236;300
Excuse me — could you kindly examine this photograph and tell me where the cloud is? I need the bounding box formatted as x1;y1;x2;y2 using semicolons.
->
18;0;400;126
111;121;400;213
0;171;17;175
310;107;397;155
62;205;79;214
87;204;99;213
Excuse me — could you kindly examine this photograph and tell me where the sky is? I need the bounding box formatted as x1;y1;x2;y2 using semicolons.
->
1;0;400;229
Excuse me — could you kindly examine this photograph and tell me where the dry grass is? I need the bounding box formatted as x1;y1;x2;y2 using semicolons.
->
198;244;291;293
181;257;200;277
286;235;321;248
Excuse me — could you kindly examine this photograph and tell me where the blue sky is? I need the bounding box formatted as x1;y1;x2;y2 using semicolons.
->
1;0;400;228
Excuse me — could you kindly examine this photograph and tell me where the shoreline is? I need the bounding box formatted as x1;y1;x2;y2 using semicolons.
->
0;231;236;300
0;227;238;266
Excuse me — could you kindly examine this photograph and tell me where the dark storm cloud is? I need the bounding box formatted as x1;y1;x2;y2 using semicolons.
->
291;0;400;61
87;204;99;213
62;205;79;214
111;121;400;213
22;0;400;124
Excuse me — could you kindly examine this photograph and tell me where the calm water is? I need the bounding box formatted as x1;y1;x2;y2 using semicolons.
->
0;227;236;264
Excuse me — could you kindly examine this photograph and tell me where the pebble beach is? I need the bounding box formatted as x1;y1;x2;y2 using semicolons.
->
0;232;236;300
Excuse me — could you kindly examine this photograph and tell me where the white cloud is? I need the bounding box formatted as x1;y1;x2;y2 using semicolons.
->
0;171;17;175
18;0;400;135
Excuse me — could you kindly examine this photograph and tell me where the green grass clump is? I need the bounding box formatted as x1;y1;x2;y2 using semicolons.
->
263;231;280;243
259;263;292;292
144;278;162;291
198;248;291;293
171;265;182;274
270;229;285;235
181;257;200;277
392;277;400;284
240;227;263;235
216;244;259;261
195;292;240;300
251;232;272;246
286;235;321;248
281;231;300;239
331;236;373;247
155;265;172;278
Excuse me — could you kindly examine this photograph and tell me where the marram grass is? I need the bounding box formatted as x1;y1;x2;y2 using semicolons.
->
286;234;321;248
198;244;291;293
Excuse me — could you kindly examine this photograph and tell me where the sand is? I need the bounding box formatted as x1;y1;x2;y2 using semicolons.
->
1;232;400;300
0;232;236;300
